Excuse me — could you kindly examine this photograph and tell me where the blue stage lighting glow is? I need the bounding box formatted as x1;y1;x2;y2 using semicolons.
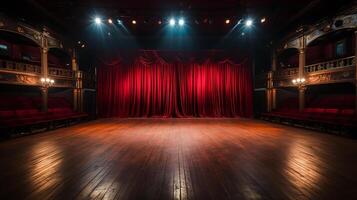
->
95;17;102;25
169;18;176;26
178;18;185;26
245;19;253;27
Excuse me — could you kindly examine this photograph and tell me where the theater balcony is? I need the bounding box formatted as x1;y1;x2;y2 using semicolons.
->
262;9;357;134
0;15;96;136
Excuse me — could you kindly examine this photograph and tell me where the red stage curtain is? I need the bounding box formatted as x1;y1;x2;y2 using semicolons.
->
97;51;253;118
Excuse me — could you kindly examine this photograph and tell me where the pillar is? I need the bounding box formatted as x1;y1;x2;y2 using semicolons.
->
40;87;48;112
298;37;306;112
298;86;307;112
72;50;79;112
74;71;83;112
266;72;272;112
271;51;277;110
40;36;49;112
355;31;357;115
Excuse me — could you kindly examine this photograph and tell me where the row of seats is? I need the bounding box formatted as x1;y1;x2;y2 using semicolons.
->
262;108;357;129
0;96;87;130
307;95;355;109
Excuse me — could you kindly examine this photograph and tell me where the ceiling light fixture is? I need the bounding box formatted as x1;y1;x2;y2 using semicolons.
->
94;17;102;25
169;18;176;26
245;19;253;27
178;18;185;26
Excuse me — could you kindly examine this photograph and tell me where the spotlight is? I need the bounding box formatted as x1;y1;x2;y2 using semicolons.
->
261;17;266;23
178;18;185;26
94;17;102;25
169;18;176;26
158;20;162;25
81;44;85;48
245;19;253;27
108;18;113;24
225;19;230;24
241;32;245;36
132;20;137;24
117;19;122;24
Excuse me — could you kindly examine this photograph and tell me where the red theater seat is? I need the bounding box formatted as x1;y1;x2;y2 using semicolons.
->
0;96;87;131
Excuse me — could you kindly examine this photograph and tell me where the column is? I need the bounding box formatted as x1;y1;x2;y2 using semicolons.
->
266;72;272;112
40;37;49;112
74;71;83;112
298;86;307;112
298;37;306;111
40;87;48;112
72;50;79;112
271;51;277;110
355;31;357;115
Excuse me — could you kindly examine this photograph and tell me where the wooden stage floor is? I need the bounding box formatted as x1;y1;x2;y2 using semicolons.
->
0;118;357;200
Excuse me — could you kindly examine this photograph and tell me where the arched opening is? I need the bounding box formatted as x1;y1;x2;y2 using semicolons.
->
277;48;299;70
306;28;355;65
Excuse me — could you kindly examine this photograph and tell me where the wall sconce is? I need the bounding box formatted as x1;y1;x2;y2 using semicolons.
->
40;77;55;87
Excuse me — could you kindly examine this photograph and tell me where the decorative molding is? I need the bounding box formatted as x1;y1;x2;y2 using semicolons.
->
0;16;65;50
278;12;357;52
307;66;355;85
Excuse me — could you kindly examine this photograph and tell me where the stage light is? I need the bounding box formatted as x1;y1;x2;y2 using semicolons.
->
261;17;266;23
241;32;245;36
169;18;176;26
225;19;230;24
108;18;113;24
94;17;102;25
132;20;137;24
245;19;253;27
158;20;162;25
117;19;122;24
81;44;85;48
178;18;185;26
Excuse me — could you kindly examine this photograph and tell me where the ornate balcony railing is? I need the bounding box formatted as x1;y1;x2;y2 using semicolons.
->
273;68;298;79
0;58;74;80
49;67;73;79
0;59;41;74
304;56;355;73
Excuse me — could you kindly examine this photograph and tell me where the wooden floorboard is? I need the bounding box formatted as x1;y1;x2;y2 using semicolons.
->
0;118;357;200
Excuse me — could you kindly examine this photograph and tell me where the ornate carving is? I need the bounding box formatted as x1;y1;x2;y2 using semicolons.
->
307;67;355;85
332;14;357;29
279;12;357;52
16;26;24;33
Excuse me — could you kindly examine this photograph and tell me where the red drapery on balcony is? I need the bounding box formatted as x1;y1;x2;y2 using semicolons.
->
97;50;253;118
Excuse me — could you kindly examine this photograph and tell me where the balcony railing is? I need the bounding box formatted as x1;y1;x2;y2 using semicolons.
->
0;59;41;74
304;56;355;73
49;67;73;78
274;68;298;79
0;58;74;79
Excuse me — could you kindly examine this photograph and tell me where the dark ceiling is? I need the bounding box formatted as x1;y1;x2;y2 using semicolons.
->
0;0;355;72
1;0;355;50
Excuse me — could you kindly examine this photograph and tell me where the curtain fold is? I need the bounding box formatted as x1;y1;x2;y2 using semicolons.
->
97;51;253;118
